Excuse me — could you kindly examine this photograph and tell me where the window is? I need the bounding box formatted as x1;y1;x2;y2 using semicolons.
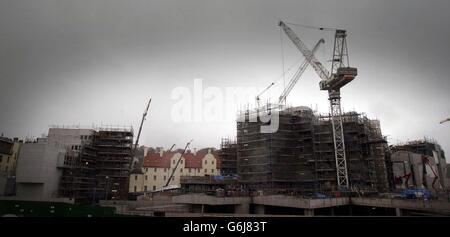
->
80;135;83;139
204;169;207;173
144;186;147;191
134;175;137;181
7;156;10;163
153;175;157;181
189;168;191;173
180;168;183;173
181;159;183;164
145;175;148;180
164;176;166;180
164;168;167;172
211;169;214;173
173;160;175;164
154;168;157;172
197;168;200;173
205;160;207;165
212;161;214;165
171;177;174;181
134;186;137;192
145;168;148;172
153;186;156;191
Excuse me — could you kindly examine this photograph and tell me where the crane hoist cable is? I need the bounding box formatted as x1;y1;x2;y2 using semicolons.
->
280;27;286;89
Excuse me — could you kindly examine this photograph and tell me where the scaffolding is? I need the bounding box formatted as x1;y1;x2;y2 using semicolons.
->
59;128;133;203
236;105;390;194
219;138;238;175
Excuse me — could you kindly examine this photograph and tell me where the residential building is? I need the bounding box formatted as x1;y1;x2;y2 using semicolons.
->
129;148;220;193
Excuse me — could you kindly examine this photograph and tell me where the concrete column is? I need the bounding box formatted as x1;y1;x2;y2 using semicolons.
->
395;208;402;217
254;204;265;215
235;203;249;214
304;209;314;216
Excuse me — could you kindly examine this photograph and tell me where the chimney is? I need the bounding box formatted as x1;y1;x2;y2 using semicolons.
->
159;149;164;157
193;148;197;155
144;146;148;157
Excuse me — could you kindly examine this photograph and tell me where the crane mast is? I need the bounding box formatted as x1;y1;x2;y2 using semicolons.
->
279;21;357;189
130;98;152;171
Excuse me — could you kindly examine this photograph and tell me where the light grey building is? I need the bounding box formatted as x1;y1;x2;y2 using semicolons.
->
14;128;94;202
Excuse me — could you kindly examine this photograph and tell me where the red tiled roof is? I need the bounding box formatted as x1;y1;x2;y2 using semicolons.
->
142;148;221;169
142;152;171;168
183;152;202;168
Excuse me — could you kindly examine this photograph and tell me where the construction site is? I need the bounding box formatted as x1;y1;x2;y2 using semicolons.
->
1;13;450;218
59;128;134;203
96;21;450;217
235;106;390;194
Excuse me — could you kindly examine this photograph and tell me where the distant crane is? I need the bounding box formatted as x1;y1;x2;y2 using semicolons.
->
440;117;450;124
130;98;152;171
256;82;275;107
279;21;357;189
164;139;193;188
255;39;324;108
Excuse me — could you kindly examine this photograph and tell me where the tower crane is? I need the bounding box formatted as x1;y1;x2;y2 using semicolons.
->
278;39;324;105
279;21;358;189
130;98;152;171
256;82;275;107
255;39;324;108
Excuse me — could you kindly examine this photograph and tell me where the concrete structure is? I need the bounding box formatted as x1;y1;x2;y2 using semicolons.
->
105;192;450;216
14;128;94;201
15;138;66;200
391;150;442;191
129;148;220;193
391;140;448;191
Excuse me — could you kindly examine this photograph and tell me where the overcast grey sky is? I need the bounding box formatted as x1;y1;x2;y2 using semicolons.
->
1;0;449;160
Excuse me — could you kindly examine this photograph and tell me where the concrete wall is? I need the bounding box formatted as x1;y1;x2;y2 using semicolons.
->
391;150;443;190
15;140;65;200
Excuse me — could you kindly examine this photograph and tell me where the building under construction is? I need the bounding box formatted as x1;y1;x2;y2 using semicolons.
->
236;105;391;194
390;139;448;191
59;127;134;203
219;138;238;176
